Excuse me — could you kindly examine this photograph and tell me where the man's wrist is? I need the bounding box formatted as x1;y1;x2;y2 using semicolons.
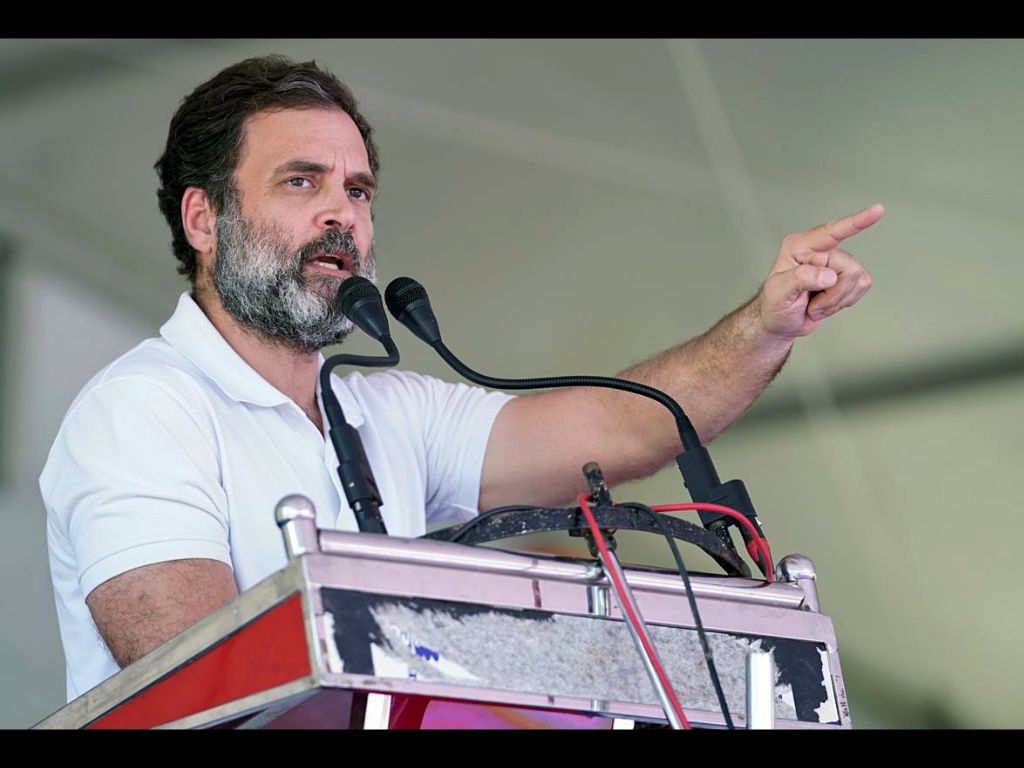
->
738;296;798;357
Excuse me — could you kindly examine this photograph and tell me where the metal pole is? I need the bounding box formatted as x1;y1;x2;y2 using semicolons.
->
746;650;775;729
597;547;684;730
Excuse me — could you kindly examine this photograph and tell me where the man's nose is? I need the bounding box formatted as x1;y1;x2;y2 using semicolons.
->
316;192;357;232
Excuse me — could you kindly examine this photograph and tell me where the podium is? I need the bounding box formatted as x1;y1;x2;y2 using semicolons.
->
35;495;851;729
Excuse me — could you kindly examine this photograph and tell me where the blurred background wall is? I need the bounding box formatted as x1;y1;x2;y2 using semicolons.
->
1;38;1021;729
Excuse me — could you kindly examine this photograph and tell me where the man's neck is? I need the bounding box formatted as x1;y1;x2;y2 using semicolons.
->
192;285;324;434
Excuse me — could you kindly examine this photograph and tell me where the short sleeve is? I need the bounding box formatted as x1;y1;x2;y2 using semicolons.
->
352;371;514;526
417;375;514;524
40;376;232;599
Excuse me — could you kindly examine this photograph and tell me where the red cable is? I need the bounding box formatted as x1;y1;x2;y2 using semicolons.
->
650;503;774;582
577;494;691;730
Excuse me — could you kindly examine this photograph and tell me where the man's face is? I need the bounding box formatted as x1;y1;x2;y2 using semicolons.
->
210;108;377;353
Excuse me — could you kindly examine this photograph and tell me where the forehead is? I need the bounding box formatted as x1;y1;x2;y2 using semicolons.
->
236;107;371;177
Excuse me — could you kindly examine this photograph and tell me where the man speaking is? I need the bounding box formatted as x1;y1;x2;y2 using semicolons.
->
40;55;880;703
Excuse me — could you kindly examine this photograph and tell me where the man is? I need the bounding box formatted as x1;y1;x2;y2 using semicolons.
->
41;55;879;703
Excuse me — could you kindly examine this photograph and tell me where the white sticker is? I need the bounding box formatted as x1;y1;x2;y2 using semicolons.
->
814;649;841;723
370;642;413;679
320;612;344;674
427;654;481;682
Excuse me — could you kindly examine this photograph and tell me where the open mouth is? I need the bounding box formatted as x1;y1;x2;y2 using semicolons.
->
305;251;355;276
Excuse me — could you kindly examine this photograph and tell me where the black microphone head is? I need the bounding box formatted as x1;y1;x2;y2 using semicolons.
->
337;276;380;316
384;276;427;317
336;277;391;341
384;277;443;346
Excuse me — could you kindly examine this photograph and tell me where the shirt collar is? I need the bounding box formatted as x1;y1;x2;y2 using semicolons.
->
159;292;364;428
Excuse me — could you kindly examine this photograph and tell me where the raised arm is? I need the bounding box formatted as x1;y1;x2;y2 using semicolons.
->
479;204;883;510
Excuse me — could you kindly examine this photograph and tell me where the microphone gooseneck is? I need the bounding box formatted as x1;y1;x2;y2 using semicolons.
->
384;277;701;451
387;277;744;729
384;276;770;577
319;277;399;535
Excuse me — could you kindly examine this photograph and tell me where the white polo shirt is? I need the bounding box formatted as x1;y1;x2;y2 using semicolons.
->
40;292;514;701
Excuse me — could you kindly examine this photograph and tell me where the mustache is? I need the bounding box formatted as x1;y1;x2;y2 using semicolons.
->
295;229;361;268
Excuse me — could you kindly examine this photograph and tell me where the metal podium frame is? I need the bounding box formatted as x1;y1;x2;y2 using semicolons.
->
35;495;850;730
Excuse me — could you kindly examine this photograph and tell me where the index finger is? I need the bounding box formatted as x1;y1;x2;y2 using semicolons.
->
799;203;885;251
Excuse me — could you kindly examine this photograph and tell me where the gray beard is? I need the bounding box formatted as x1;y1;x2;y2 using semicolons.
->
212;196;377;354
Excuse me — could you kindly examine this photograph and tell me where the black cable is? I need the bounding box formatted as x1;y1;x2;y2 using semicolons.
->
319;334;400;437
384;276;765;570
433;338;772;574
321;334;400;380
620;502;735;730
432;341;702;453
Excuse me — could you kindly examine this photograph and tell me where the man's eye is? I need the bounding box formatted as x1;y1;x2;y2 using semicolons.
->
287;177;312;188
349;187;371;201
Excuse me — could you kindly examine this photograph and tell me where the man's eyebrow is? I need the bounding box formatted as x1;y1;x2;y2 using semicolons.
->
271;159;331;177
271;160;377;190
350;172;378;192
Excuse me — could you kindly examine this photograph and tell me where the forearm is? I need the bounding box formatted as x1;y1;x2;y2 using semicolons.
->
596;295;794;478
482;296;795;508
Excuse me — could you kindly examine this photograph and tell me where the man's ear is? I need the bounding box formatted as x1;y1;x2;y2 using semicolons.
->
182;187;217;257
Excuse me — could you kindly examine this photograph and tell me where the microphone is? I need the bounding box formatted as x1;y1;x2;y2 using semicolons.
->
319;277;399;535
384;277;441;346
338;276;393;343
384;276;770;576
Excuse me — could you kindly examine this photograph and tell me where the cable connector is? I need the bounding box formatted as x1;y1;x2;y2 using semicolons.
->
675;447;770;577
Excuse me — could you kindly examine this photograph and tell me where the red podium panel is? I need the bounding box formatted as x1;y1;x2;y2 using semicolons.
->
86;594;310;729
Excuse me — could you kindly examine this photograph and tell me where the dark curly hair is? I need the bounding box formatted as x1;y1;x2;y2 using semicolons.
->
154;55;380;284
